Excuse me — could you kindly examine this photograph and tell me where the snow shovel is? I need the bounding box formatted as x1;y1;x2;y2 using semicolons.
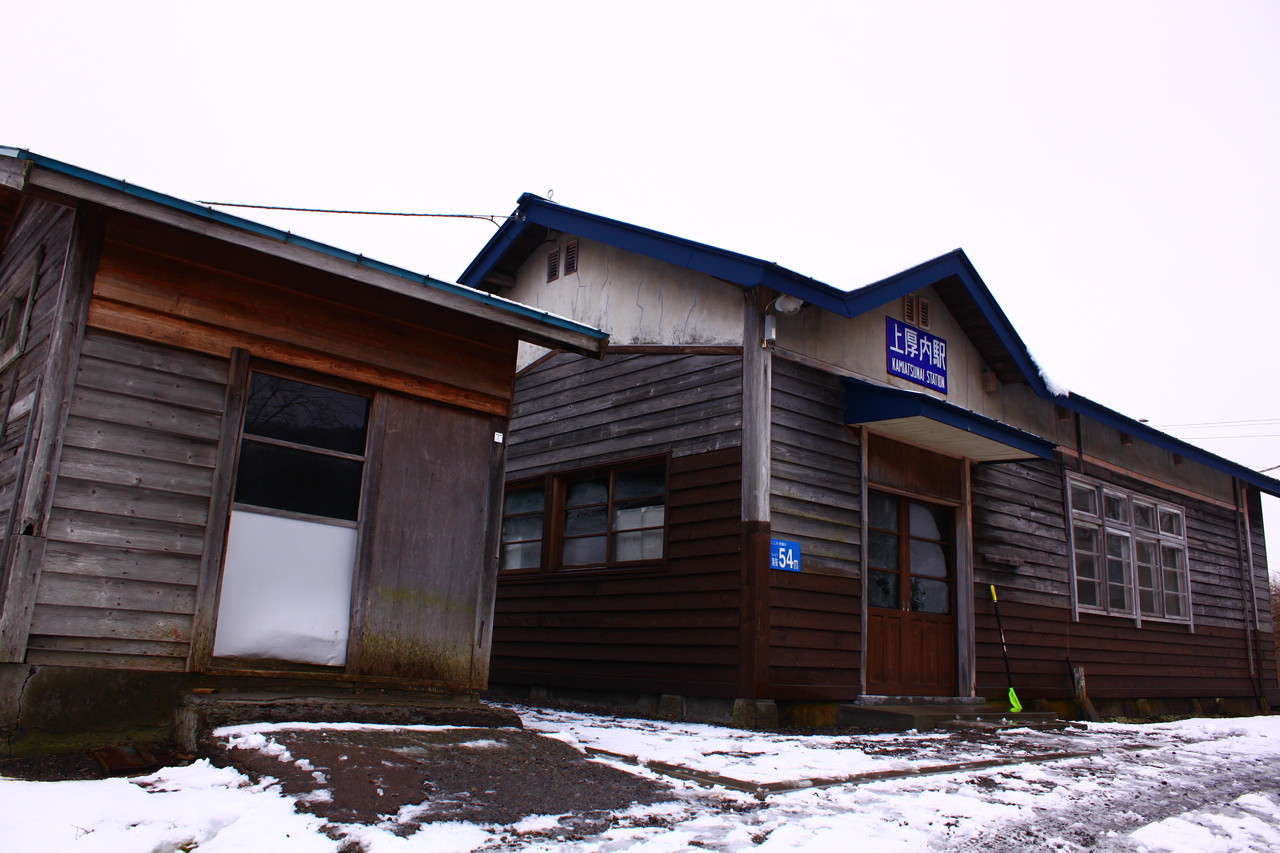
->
989;585;1023;713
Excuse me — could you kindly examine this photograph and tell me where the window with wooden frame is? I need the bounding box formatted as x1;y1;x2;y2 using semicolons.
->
1068;476;1190;622
500;459;667;573
866;491;954;614
233;372;371;523
563;240;579;276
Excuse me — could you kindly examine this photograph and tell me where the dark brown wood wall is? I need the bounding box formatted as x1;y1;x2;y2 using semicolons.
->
975;598;1266;701
767;358;862;698
973;459;1276;699
492;447;744;696
493;351;745;696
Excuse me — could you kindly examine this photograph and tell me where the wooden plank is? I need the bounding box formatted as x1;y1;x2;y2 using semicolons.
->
90;299;512;418
0;535;46;659
80;328;230;383
52;477;210;527
67;384;222;441
57;445;214;497
26;634;188;658
186;348;247;669
35;571;196;614
94;251;515;395
74;353;226;413
354;396;494;686
24;648;186;671
62;415;218;469
45;507;206;556
42;540;202;586
27;602;192;643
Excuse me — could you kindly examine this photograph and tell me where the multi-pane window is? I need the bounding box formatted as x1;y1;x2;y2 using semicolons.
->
866;492;954;615
1068;477;1189;621
233;373;371;522
500;461;667;572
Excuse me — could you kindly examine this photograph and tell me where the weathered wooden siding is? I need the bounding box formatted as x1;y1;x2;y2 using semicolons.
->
352;396;502;690
971;460;1071;608
766;358;862;699
25;331;226;671
504;351;743;477
768;570;861;700
976;598;1266;701
89;215;518;418
974;458;1276;699
491;447;744;696
0;201;75;555
769;358;861;576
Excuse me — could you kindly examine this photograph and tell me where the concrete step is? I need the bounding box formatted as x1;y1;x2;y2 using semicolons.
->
175;690;521;751
837;703;1069;732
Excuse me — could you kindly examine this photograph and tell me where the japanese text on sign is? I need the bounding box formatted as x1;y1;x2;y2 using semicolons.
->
886;316;948;393
771;539;802;572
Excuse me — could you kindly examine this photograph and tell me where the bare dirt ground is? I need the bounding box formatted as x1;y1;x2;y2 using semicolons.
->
212;726;674;837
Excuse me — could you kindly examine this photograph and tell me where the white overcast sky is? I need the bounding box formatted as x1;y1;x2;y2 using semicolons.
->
6;0;1280;558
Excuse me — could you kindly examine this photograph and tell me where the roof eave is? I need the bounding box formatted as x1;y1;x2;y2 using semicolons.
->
3;149;607;359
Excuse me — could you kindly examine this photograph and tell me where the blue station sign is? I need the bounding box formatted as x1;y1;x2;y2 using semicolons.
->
770;539;802;572
886;317;948;394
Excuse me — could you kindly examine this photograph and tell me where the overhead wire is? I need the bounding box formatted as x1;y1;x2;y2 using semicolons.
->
197;200;509;227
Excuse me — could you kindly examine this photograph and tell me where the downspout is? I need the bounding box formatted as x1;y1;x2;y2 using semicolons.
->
1235;479;1267;711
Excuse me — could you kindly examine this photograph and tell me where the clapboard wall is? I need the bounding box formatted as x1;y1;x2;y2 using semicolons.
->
767;357;862;699
493;351;745;696
0;201;75;558
504;350;743;476
973;458;1275;701
25;331;226;671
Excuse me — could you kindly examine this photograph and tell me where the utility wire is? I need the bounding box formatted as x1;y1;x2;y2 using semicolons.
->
198;200;509;226
1151;417;1280;429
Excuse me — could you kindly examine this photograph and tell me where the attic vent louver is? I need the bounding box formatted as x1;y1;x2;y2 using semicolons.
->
904;294;931;329
563;240;578;275
547;248;560;282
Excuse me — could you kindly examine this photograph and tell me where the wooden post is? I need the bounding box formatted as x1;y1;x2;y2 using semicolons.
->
186;348;248;670
738;288;772;699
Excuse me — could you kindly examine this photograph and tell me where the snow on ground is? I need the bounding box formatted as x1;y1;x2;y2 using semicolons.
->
5;708;1280;851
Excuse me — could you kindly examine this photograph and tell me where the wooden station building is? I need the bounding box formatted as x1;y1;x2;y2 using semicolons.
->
0;151;606;754
460;193;1279;723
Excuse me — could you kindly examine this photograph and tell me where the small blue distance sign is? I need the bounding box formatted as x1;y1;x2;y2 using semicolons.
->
886;316;948;393
771;539;802;572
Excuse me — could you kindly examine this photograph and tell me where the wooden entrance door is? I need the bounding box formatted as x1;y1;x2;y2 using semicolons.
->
865;491;958;696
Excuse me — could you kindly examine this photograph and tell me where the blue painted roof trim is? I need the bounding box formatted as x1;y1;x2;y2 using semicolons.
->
1;149;606;343
1059;392;1280;496
460;195;1044;389
464;194;1280;496
843;377;1057;461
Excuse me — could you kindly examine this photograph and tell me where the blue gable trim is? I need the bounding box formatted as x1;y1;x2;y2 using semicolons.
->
843;377;1057;461
460;195;1047;392
1058;393;1280;497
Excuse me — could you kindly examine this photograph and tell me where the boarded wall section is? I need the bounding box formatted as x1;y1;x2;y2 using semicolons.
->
0;201;74;557
767;357;862;699
25;331;226;671
493;351;745;696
